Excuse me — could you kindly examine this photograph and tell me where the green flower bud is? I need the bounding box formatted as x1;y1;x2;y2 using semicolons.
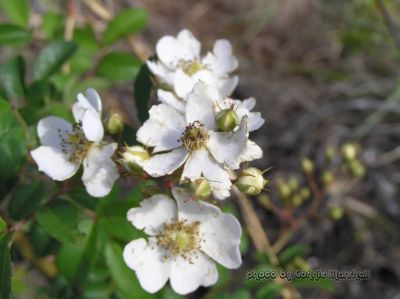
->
348;160;365;178
324;146;335;163
236;167;268;196
291;194;303;207
321;170;334;186
299;187;310;200
329;206;344;220
288;177;299;193
216;108;238;132
341;143;357;162
105;112;124;135
121;145;149;174
277;181;291;200
301;157;314;174
192;178;211;199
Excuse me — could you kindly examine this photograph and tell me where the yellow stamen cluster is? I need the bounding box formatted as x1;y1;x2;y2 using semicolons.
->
178;60;203;76
59;122;92;163
157;220;202;263
179;121;209;152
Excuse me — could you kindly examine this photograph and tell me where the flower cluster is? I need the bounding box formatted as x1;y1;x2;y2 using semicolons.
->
30;29;268;295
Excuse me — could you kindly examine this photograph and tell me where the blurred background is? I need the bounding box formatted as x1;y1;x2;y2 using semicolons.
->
1;0;400;298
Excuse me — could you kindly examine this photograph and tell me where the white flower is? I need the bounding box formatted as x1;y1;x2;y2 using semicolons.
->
147;29;238;98
123;187;242;295
31;89;119;197
137;82;250;199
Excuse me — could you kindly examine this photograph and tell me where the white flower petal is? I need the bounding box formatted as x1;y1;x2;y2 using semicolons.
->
169;253;218;295
82;109;104;143
242;97;256;110
146;60;174;85
185;82;218;130
239;140;263;163
31;146;79;181
73;88;102;122
156;29;201;69
36;116;73;149
218;76;238;97
203;39;238;75
200;213;242;269
157;90;185;113
82;143;119;197
123;238;170;294
127;194;177;235
207;117;248;169
143;148;189;177
173;68;196;98
172;187;220;222
181;149;231;200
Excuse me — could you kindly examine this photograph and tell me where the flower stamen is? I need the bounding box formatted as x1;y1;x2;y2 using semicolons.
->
59;122;92;163
178;60;203;76
179;121;209;152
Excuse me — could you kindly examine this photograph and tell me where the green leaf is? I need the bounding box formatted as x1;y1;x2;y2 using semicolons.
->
0;99;27;179
103;8;147;45
97;52;141;81
73;25;98;52
104;241;153;299
291;276;335;292
0;234;11;299
56;221;100;284
36;201;84;244
255;282;283;299
33;41;77;80
0;217;6;234
0;24;30;46
8;181;46;221
278;244;310;266
134;63;152;123
98;216;144;242
41;12;64;39
0;56;25;100
0;0;29;27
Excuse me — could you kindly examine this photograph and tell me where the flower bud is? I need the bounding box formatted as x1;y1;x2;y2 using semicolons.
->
236;167;268;196
329;207;344;220
105;112;124;135
299;187;310;200
277;181;291;200
216;108;238;132
191;178;211;199
341;143;357;161
121;145;149;174
291;195;303;207
348;160;365;178
288;177;299;193
321;170;334;187
301;157;314;174
324;146;335;163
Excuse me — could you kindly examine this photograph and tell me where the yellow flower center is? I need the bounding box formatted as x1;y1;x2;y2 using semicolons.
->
179;121;209;152
157;220;202;262
59;122;92;163
179;60;203;76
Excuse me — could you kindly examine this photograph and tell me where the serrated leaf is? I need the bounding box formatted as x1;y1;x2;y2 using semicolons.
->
97;52;141;81
134;63;152;123
33;41;77;80
103;8;147;45
36;201;84;244
0;24;30;45
0;99;27;179
0;56;25;100
8;181;46;221
104;241;153;299
0;0;29;27
0;234;11;299
278;244;310;266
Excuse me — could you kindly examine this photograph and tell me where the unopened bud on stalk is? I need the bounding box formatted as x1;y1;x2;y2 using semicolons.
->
236;167;268;196
321;170;334;187
277;181;291;200
301;157;314;174
291;195;303;207
191;178;211;199
324;146;335;163
348;160;365;178
120;145;149;174
216;108;238;132
288;177;299;193
299;187;310;200
105;112;124;135
341;143;357;162
329;206;344;220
